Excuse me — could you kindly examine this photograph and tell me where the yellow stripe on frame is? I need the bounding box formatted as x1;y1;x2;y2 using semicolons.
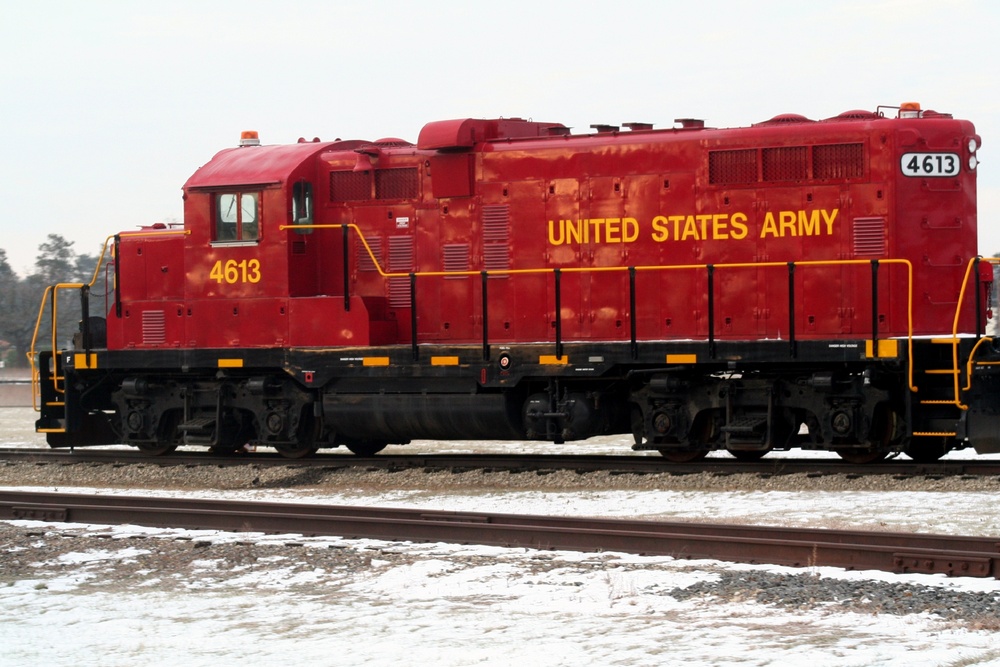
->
538;355;568;365
865;339;899;358
666;354;697;364
74;353;98;369
362;357;391;367
217;359;244;368
431;356;459;366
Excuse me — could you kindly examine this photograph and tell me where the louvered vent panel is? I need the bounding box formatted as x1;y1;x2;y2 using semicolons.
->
442;243;470;279
375;168;419;199
388;236;413;308
762;146;808;181
330;171;371;201
852;217;886;257
813;143;864;180
482;205;510;275
709;149;757;185
142;310;166;345
357;237;382;272
482;205;511;241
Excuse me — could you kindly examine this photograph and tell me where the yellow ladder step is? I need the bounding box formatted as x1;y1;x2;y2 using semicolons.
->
912;431;957;437
924;369;959;375
920;400;958;405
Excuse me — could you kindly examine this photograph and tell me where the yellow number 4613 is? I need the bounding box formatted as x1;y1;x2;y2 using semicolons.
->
210;259;261;284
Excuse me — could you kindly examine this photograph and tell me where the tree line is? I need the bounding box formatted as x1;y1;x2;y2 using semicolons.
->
0;234;100;368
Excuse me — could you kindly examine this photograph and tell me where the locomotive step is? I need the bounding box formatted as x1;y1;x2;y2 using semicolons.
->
35;417;66;432
720;415;768;434
177;418;216;433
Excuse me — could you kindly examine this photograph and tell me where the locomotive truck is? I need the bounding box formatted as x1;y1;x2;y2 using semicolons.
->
30;102;1000;462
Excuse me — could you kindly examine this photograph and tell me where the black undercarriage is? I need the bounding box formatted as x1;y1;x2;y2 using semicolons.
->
36;335;1000;462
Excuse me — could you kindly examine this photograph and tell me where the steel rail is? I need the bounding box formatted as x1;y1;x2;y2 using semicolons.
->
1;491;997;579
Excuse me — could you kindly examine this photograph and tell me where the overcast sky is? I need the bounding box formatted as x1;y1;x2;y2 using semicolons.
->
1;0;998;275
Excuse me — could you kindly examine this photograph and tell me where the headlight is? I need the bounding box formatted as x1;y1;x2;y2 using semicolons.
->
968;138;979;153
969;155;979;170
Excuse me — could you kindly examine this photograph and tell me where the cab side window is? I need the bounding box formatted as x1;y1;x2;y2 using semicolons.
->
216;192;260;242
292;181;313;234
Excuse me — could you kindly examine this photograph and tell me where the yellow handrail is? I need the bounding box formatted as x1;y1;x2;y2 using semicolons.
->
939;256;1000;409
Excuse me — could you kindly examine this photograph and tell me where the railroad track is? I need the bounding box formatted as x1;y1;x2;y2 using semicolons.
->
3;447;1000;478
1;490;997;579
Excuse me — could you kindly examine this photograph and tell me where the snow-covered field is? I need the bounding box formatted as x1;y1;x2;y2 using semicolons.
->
3;407;1000;666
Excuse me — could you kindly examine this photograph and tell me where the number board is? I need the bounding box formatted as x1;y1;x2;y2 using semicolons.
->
900;152;960;177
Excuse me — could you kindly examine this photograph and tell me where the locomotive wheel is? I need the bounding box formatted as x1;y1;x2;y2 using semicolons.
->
275;444;320;459
136;411;182;455
274;408;322;459
656;410;716;462
346;442;388;456
834;403;897;464
904;437;949;463
834;448;888;464
657;448;709;463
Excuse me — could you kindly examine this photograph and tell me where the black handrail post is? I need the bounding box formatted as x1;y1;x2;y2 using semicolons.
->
49;287;57;351
871;259;879;356
113;234;122;318
629;267;638;359
410;272;418;360
707;264;716;359
342;224;351;312
80;285;91;354
481;270;490;361
554;268;563;359
787;262;796;358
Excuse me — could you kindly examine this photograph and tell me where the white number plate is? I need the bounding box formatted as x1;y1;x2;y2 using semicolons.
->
901;152;960;177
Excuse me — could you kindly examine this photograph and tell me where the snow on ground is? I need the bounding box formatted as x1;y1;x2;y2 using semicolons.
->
3;513;1000;667
3;408;1000;665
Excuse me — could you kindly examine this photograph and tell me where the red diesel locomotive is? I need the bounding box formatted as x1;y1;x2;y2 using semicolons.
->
31;102;1000;462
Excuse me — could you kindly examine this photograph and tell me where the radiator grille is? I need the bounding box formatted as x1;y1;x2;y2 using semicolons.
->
330;171;371;201
762;146;808;181
709;149;757;185
375;168;419;199
813;143;864;180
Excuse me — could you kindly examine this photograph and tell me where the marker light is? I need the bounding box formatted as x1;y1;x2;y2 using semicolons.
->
239;130;260;147
900;102;922;119
968;137;979;170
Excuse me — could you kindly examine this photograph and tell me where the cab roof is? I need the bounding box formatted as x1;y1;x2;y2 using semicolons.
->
183;139;365;190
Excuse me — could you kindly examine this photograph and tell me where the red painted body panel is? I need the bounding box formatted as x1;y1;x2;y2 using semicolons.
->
107;107;982;352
